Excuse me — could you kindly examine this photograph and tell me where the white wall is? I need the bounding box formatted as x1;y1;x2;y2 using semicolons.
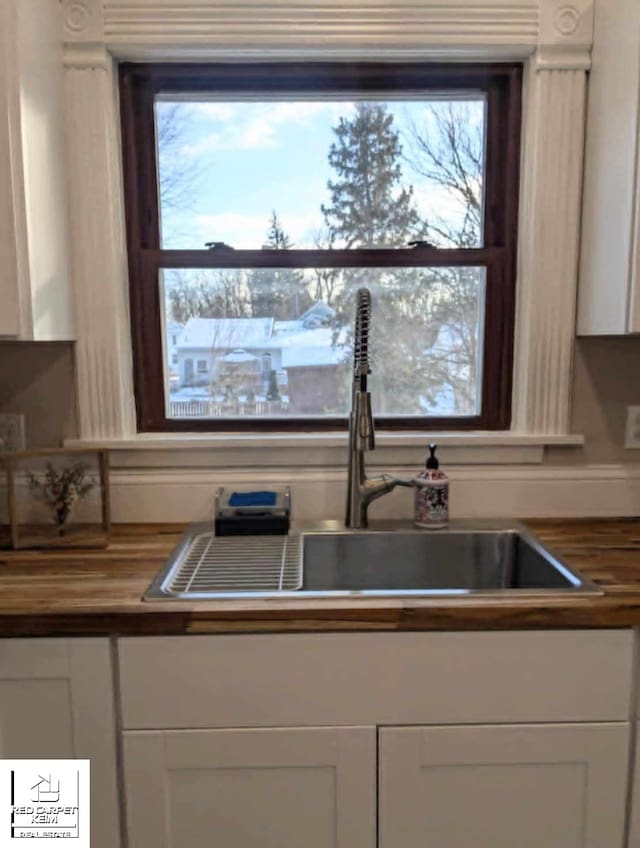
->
4;0;640;520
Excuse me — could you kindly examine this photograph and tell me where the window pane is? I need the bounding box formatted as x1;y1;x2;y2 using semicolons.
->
161;266;485;419
156;98;486;250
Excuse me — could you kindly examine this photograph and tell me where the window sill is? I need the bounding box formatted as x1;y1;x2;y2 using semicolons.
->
64;431;584;468
65;431;584;450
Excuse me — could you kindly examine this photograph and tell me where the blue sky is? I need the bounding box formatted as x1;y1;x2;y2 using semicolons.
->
156;98;485;250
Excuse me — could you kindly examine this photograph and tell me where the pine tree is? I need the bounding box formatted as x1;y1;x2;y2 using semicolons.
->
264;210;291;250
321;103;434;415
266;369;281;402
321;103;422;248
248;211;311;320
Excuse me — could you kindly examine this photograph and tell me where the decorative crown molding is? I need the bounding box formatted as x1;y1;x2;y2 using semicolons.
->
61;0;104;42
63;0;542;58
536;0;593;69
60;1;593;69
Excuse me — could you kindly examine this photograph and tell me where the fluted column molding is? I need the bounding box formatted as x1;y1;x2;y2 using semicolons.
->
64;47;137;439
512;64;587;433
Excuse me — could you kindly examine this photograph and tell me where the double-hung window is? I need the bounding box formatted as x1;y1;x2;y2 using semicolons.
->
119;62;521;432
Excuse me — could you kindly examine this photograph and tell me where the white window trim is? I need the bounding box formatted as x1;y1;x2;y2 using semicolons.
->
60;0;594;465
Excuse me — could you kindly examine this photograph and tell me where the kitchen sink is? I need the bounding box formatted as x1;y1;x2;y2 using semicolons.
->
143;521;601;600
301;530;593;594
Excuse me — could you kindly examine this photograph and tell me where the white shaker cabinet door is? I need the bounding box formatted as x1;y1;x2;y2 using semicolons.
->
379;723;629;848
0;638;121;848
124;725;376;848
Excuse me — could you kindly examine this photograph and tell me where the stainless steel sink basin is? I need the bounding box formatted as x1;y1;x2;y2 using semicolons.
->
143;522;601;600
301;529;592;595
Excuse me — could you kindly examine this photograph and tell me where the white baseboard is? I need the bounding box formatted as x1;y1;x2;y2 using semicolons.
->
110;464;640;523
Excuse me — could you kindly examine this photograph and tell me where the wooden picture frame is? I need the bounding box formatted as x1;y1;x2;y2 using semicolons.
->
1;448;110;550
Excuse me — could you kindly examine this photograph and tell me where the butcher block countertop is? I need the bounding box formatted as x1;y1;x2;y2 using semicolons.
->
1;519;640;636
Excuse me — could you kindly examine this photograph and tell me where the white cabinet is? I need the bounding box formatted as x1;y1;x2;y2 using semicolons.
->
628;720;640;846
124;719;629;848
380;723;629;848
118;632;632;728
124;726;376;848
0;0;73;340
625;629;640;846
0;638;120;848
118;631;634;847
578;0;640;335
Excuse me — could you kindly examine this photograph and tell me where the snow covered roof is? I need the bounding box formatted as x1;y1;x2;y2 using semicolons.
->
220;349;260;363
178;317;274;350
272;320;302;335
300;301;335;322
280;327;347;369
281;347;346;368
176;317;347;368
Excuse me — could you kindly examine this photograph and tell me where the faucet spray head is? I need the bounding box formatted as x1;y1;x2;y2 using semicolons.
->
354;288;371;386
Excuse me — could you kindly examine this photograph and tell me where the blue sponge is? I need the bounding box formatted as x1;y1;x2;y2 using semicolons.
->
228;491;277;508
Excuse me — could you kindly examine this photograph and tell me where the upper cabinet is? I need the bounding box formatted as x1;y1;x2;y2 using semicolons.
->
577;0;640;335
0;0;74;340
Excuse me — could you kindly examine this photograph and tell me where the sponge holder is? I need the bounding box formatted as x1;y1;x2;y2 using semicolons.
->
214;486;291;536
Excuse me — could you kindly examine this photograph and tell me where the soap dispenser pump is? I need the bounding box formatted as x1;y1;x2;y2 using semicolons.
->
414;444;449;529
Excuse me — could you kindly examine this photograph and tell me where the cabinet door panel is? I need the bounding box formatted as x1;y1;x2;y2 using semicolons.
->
124;726;375;848
0;679;73;757
0;638;120;848
379;724;628;848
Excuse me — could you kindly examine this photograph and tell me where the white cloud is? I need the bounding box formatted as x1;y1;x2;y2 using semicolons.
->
181;134;226;157
179;100;356;158
188;103;239;120
282;212;326;246
238;115;279;149
411;181;468;221
196;213;271;249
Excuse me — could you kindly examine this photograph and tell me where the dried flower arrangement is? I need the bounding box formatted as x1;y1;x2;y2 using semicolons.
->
27;461;96;536
1;448;110;549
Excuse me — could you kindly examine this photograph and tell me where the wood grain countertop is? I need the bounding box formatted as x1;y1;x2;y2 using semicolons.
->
1;519;640;636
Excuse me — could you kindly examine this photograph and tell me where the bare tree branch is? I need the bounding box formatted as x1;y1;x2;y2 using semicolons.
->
156;103;204;216
404;102;483;248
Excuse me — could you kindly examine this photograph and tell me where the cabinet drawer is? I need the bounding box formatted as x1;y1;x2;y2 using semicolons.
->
118;630;632;729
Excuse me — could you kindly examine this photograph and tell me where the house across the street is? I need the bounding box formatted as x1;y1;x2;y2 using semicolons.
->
171;303;347;414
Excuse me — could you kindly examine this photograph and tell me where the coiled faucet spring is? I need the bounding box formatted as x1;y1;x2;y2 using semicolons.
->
345;287;413;528
353;288;371;385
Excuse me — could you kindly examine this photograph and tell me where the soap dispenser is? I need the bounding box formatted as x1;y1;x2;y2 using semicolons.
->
414;444;449;529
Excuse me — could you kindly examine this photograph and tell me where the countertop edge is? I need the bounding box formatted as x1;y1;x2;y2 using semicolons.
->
2;518;640;636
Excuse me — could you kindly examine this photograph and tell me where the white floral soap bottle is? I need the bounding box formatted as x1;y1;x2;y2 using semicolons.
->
414;444;449;529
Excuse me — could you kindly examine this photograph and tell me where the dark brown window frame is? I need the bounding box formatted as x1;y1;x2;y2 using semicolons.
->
119;61;522;433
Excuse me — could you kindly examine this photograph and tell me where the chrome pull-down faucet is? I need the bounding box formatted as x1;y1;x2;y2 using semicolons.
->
345;288;414;529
